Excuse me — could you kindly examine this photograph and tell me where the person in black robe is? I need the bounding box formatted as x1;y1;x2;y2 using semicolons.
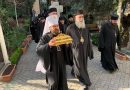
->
67;14;74;26
98;13;121;73
42;8;58;35
58;16;74;67
66;10;93;90
34;17;40;43
30;20;36;40
36;17;68;90
30;17;39;43
59;16;67;33
37;17;45;38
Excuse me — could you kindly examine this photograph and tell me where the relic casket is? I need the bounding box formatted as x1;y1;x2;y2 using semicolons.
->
53;33;73;46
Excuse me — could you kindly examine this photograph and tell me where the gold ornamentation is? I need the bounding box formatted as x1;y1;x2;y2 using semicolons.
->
80;36;84;43
54;33;73;46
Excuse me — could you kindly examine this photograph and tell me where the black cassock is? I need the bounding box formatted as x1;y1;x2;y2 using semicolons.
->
98;21;121;72
36;32;68;90
66;24;93;86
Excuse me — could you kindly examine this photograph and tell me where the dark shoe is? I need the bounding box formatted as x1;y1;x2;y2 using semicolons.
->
84;86;89;90
109;70;116;73
71;69;75;77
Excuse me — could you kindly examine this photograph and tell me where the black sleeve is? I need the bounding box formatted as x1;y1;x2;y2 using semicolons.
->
88;31;94;60
66;25;71;35
36;35;51;71
64;45;73;66
65;26;74;66
116;28;121;47
98;24;105;51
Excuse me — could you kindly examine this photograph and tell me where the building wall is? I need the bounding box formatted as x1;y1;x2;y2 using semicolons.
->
32;0;40;16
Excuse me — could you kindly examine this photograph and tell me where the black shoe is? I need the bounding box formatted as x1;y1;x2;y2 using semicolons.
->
84;86;89;90
71;69;75;77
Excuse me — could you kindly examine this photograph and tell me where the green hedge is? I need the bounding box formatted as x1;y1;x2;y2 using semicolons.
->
10;47;22;64
91;33;99;46
4;28;27;55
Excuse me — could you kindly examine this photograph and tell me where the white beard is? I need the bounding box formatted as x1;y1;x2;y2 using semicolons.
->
75;19;86;29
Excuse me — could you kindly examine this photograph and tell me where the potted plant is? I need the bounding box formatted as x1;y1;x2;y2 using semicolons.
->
21;38;29;53
0;64;16;82
115;50;129;60
0;48;22;82
26;35;32;43
10;48;22;64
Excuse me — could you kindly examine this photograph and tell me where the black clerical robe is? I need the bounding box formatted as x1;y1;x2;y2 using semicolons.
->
98;21;121;72
66;23;93;86
36;32;68;90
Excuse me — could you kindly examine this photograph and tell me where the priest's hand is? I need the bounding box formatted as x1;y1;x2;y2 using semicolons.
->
48;38;57;46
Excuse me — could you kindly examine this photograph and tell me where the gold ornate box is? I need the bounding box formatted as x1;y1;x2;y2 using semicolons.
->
54;33;73;46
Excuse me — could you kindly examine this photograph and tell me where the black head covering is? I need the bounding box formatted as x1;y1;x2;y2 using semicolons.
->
68;14;73;19
48;8;57;14
73;10;84;16
111;13;119;20
59;16;65;20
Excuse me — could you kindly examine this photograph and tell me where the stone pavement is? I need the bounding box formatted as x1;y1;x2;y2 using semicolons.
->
1;41;130;90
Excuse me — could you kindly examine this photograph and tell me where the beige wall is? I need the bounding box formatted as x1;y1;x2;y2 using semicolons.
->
32;0;40;16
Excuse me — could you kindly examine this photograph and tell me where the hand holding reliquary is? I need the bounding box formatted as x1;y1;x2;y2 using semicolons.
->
53;33;73;46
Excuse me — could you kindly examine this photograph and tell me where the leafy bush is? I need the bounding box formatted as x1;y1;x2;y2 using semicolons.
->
4;27;26;54
67;2;84;15
23;18;30;32
10;47;22;64
0;0;35;64
0;8;8;18
91;33;99;46
0;6;29;53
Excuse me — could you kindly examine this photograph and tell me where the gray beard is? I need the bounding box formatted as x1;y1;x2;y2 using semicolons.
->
75;20;86;29
50;29;60;36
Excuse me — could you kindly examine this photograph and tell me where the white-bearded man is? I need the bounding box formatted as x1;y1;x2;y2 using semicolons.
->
66;10;93;90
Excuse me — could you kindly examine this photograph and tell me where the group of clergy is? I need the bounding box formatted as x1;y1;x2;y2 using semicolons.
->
36;7;121;90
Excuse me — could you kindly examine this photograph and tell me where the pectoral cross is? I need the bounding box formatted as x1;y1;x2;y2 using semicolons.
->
57;46;61;51
80;36;84;43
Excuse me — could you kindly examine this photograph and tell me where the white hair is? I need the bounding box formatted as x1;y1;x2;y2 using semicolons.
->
75;19;86;29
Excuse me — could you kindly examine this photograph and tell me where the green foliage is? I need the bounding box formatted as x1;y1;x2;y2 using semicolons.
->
67;2;84;16
70;2;84;11
0;0;34;54
68;0;119;16
91;33;99;46
10;47;22;64
0;8;7;18
0;0;36;64
23;18;30;31
4;27;26;53
0;4;15;20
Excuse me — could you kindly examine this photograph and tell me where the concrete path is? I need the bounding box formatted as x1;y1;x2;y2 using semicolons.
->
1;41;130;90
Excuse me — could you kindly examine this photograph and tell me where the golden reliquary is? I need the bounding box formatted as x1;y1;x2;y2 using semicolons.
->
53;33;73;46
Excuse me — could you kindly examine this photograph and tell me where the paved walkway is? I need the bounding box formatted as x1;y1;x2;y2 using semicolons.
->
1;41;130;90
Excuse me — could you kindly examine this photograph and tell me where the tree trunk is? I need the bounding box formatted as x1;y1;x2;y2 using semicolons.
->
14;0;19;27
0;21;11;64
117;0;123;30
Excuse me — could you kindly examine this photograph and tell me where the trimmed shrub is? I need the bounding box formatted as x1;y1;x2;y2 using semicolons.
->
10;47;22;64
91;33;99;46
